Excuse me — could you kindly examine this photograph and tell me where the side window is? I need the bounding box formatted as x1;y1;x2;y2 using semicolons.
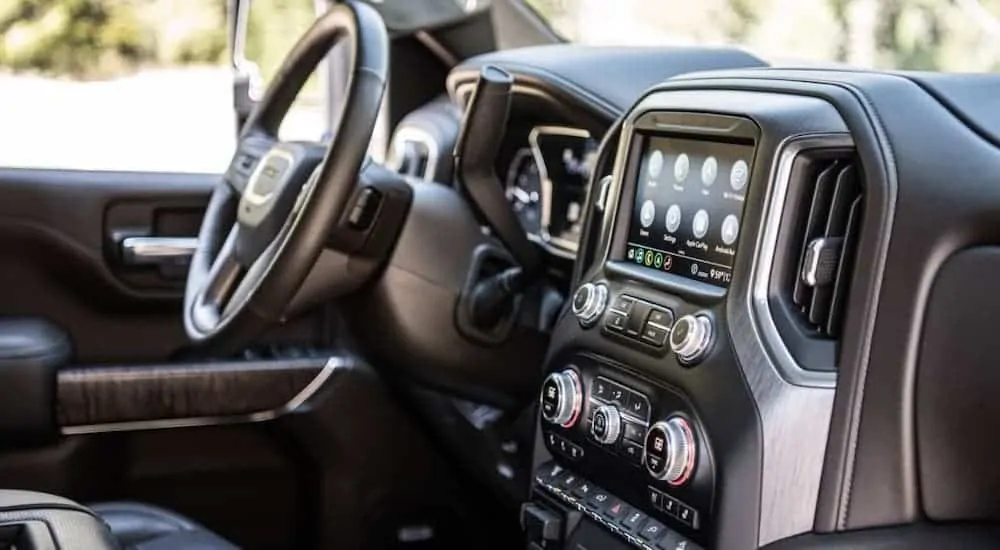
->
244;0;328;143
0;0;235;173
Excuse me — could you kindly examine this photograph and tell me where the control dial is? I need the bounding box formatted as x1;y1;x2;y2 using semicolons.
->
571;282;608;327
540;369;583;428
669;314;713;364
590;404;622;445
644;417;696;486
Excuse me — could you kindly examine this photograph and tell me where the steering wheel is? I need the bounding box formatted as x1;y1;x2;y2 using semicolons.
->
183;3;388;351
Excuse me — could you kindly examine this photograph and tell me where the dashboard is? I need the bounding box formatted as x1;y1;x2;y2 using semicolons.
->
503;126;598;258
389;42;1000;550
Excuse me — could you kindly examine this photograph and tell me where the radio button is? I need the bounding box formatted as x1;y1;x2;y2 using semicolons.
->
611;295;635;314
571;283;608;328
640;323;670;347
670;314;713;365
647;308;674;329
605;310;628;332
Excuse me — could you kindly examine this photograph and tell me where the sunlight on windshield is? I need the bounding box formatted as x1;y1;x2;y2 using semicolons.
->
528;0;1000;71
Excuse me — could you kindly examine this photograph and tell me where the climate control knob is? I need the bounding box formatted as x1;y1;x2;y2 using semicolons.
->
644;417;696;486
571;283;608;327
669;314;713;364
540;369;583;428
590;404;622;445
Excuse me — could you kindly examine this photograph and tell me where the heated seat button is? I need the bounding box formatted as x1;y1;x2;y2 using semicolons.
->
625;392;651;419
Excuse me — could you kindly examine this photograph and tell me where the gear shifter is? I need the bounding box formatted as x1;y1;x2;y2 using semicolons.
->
454;66;544;333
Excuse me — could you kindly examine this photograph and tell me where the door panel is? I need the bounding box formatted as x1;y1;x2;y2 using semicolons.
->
0;168;213;363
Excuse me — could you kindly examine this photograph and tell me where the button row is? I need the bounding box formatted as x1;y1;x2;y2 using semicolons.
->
604;295;675;352
544;431;585;462
648;487;699;530
591;376;651;420
534;462;702;550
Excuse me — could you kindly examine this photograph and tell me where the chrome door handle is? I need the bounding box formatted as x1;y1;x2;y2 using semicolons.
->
121;237;198;266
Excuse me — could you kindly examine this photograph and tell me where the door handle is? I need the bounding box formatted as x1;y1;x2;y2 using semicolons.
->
120;237;198;266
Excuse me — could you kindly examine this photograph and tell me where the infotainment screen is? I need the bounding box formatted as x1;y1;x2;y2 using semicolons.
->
624;135;754;288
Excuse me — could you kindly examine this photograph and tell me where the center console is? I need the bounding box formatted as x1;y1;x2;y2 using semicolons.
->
525;88;851;550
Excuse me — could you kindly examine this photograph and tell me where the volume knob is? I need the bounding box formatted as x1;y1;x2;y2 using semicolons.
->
669;314;713;364
540;369;583;428
571;282;608;327
644;417;696;486
591;404;622;445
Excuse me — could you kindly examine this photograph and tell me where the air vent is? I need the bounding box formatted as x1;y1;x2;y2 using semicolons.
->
788;155;863;339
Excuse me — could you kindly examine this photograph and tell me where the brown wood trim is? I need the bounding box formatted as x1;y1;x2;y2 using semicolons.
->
57;358;326;427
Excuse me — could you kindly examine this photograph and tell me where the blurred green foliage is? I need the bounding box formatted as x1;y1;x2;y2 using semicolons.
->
0;0;316;79
527;0;1000;72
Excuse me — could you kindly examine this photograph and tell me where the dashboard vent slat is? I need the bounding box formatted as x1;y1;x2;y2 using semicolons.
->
790;155;863;340
792;162;840;308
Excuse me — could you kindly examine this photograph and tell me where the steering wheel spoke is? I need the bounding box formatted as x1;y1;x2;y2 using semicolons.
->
224;134;277;196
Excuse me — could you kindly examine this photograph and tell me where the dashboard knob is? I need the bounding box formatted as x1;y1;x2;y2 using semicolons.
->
669;314;713;364
540;369;583;428
644;417;696;486
571;282;608;327
590;404;622;445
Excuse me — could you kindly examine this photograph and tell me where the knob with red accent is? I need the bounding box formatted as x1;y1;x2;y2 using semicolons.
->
540;369;583;428
644;416;696;486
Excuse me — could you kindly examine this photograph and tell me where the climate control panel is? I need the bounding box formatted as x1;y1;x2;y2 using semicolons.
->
536;354;714;544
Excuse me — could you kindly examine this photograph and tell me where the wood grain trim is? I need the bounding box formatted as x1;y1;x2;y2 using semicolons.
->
57;358;326;427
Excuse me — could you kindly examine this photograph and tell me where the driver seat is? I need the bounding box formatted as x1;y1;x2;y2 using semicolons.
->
90;501;239;550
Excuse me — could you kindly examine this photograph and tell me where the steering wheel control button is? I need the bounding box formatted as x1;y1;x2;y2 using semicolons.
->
669;314;714;365
591;405;622;445
645;417;697;486
540;370;583;428
572;283;608;328
347;186;382;230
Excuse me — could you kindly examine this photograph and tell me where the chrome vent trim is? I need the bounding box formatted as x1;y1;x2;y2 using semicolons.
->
748;133;855;388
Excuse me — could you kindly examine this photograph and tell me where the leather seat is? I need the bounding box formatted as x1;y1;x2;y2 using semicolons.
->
90;501;239;550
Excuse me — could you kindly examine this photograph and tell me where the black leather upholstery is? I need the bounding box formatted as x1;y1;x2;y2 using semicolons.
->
90;501;239;550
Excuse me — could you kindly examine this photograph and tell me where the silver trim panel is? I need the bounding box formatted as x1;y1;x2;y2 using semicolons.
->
121;237;198;266
60;356;348;435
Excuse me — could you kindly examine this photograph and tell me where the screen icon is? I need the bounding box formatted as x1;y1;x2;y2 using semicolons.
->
654;253;663;268
721;214;740;245
702;156;718;186
665;204;682;233
644;250;654;266
692;209;710;239
627;248;635;259
674;153;690;183
634;247;644;264
731;159;749;191
648;150;663;178
691;263;699;275
640;200;656;228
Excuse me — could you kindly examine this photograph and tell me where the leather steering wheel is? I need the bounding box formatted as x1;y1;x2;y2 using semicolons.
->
184;3;388;351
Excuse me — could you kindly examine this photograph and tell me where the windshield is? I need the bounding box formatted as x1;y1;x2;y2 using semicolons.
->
527;0;1000;72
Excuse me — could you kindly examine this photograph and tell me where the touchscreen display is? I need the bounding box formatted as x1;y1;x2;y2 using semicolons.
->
625;135;754;288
